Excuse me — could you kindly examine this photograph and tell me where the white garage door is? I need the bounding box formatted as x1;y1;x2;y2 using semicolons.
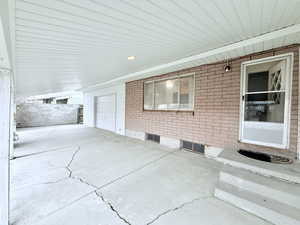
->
95;94;116;132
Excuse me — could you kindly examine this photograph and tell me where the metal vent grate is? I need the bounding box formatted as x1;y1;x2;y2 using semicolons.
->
193;143;205;153
181;140;205;153
146;133;160;143
182;140;193;150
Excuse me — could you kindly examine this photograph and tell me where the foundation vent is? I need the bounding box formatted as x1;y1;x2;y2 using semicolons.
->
146;133;160;143
181;140;205;153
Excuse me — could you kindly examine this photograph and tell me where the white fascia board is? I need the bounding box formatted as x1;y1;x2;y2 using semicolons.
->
81;23;300;92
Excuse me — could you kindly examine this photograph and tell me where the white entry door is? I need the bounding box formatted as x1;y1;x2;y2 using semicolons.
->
240;54;292;149
95;94;116;132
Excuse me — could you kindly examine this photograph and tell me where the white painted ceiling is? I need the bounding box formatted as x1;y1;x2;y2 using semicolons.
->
13;0;300;96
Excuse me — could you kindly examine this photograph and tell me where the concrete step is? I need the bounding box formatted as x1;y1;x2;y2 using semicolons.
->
216;149;300;184
220;166;300;209
215;182;300;225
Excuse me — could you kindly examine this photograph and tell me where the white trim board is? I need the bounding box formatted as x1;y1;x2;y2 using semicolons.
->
81;24;300;92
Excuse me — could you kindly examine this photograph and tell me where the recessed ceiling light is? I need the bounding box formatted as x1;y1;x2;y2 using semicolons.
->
127;56;135;60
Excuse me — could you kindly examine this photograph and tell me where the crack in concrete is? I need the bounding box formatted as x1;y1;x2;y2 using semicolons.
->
12;146;83;190
13;145;96;192
65;147;99;189
66;147;81;178
146;197;207;225
73;176;99;189
95;191;132;225
35;149;179;222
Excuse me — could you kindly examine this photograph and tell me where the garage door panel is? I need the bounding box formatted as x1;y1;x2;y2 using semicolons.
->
95;94;116;132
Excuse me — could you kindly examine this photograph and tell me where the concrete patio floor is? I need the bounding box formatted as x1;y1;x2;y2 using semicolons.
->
10;125;272;225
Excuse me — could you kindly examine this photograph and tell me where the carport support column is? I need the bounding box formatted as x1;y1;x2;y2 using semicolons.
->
0;8;12;224
298;47;300;161
0;69;11;225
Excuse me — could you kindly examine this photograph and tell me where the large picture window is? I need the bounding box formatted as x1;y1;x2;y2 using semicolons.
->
143;73;194;111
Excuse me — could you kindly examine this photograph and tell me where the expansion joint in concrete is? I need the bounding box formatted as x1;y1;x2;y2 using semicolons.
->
11;144;79;160
97;149;179;190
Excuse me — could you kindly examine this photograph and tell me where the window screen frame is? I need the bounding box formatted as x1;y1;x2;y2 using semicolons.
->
143;73;195;111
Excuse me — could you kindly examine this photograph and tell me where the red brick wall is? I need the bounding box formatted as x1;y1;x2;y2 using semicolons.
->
126;45;300;154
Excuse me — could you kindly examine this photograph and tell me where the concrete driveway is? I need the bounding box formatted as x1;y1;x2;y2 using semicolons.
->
11;125;272;225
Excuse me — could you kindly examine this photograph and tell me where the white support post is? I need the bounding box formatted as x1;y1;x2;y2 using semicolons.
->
9;78;14;160
0;69;11;225
298;47;300;161
0;15;11;225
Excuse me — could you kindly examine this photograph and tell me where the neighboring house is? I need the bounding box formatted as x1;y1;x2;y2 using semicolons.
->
83;44;300;159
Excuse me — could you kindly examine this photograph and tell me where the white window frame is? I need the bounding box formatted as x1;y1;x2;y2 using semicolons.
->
143;73;195;111
239;53;294;149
